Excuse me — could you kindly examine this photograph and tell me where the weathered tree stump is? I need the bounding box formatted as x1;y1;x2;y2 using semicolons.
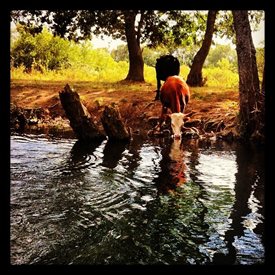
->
101;105;131;141
59;84;105;141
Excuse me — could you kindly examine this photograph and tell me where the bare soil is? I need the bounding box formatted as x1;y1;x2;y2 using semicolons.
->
10;80;240;140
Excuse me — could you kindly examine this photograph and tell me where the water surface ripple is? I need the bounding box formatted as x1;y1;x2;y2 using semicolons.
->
10;134;265;265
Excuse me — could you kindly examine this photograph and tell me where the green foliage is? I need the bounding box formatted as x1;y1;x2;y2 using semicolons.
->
11;27;36;71
180;65;190;80
142;44;200;69
174;45;201;68
11;26;72;72
216;58;235;71
144;65;156;84
205;44;237;71
203;63;239;88
11;10;210;49
215;10;264;42
110;44;128;62
11;24;239;88
11;25;128;81
142;46;171;67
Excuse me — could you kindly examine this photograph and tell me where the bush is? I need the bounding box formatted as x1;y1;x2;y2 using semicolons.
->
203;67;239;88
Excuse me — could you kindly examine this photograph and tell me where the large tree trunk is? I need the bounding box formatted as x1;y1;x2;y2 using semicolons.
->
261;63;265;94
59;84;106;141
186;10;217;87
233;10;264;142
258;62;265;140
124;11;145;82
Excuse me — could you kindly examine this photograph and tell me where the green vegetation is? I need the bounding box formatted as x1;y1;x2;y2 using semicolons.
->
11;25;263;89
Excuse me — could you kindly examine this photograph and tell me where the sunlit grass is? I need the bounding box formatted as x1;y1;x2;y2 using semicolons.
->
11;65;128;82
219;100;239;110
11;62;240;94
203;67;239;88
190;86;239;102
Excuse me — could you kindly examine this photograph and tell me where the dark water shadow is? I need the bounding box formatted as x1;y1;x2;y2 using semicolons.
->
70;139;103;162
212;142;265;265
101;139;130;169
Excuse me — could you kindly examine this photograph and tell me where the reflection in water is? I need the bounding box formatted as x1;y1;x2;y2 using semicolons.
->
212;143;265;264
10;135;265;265
67;139;103;171
194;144;237;263
168;139;188;188
101;140;129;169
153;138;188;194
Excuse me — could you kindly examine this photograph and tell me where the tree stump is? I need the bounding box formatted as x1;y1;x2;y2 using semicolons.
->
101;105;131;141
59;84;105;141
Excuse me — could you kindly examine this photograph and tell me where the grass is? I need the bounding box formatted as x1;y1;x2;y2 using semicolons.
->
190;86;239;102
11;62;240;90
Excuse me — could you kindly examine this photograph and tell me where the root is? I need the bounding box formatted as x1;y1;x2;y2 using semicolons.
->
182;125;200;138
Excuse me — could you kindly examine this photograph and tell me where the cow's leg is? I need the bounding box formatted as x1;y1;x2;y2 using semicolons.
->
160;106;168;120
155;90;160;101
153;106;167;132
155;79;161;100
179;93;187;113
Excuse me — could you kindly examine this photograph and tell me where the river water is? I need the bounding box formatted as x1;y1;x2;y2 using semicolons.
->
10;134;265;265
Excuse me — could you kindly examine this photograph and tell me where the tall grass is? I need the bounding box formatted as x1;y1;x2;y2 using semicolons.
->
203;67;239;88
11;62;239;89
11;61;129;83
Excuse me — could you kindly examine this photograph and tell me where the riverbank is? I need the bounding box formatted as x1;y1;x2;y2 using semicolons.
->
10;80;240;141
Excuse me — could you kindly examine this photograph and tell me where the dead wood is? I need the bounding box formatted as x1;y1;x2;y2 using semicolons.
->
59;84;105;141
101;105;131;141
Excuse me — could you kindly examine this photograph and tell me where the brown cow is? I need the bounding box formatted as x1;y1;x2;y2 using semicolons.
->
160;75;190;139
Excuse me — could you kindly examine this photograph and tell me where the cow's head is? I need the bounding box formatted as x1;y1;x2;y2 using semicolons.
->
168;113;185;139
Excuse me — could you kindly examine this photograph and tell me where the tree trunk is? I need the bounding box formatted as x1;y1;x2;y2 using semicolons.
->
233;10;264;142
186;10;217;87
124;11;145;82
59;84;105;141
259;62;265;139
261;62;265;94
101;105;131;141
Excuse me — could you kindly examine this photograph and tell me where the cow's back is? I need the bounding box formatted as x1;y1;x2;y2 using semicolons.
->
160;76;190;113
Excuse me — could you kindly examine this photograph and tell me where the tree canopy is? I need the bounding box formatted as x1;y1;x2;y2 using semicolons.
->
11;10;201;46
11;10;264;83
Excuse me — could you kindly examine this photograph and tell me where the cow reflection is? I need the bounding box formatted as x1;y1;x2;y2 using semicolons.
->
155;138;187;194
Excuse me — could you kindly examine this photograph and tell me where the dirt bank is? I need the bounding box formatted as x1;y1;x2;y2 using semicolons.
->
10;80;239;141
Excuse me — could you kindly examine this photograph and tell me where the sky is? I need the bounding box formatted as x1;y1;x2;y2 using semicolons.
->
252;20;265;47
